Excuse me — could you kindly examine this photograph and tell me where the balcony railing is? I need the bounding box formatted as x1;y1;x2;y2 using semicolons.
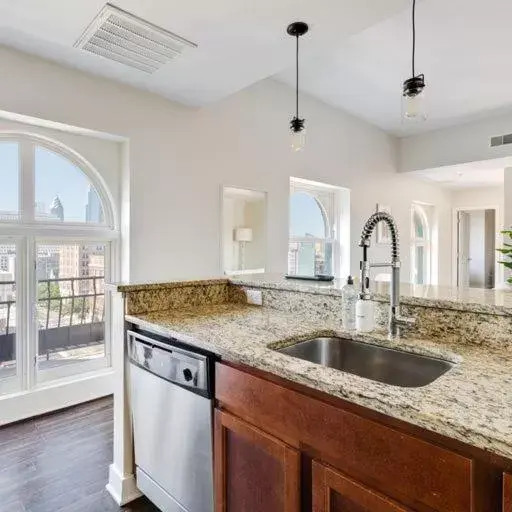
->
0;276;105;364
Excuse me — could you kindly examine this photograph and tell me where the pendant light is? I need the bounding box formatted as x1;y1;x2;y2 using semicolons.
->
287;21;309;151
402;0;426;121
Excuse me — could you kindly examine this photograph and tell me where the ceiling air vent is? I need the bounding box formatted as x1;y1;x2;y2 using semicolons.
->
74;3;197;74
490;133;512;148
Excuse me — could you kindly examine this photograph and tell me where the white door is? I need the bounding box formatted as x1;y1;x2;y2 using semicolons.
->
457;211;470;287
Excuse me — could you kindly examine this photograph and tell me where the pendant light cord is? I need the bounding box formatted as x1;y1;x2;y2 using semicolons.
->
295;34;299;118
412;0;416;77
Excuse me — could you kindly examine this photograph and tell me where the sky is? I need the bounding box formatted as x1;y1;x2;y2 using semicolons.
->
290;192;326;238
0;143;100;222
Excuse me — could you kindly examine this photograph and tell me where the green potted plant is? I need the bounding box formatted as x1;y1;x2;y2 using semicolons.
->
497;229;512;285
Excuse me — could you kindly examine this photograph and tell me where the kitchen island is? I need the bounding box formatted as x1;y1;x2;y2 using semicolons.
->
111;276;512;511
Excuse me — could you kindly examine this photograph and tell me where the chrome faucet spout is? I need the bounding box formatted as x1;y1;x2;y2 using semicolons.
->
358;211;415;337
359;211;400;260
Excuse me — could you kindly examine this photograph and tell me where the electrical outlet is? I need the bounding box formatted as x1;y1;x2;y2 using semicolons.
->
246;289;263;306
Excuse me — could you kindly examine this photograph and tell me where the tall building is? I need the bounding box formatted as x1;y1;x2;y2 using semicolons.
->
50;196;64;222
0;247;16;276
35;202;47;216
0;271;15;304
59;245;88;295
36;246;60;280
58;244;105;296
85;186;104;224
0;211;19;221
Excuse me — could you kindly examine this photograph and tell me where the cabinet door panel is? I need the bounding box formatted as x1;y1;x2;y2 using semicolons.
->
505;473;512;512
313;461;413;512
215;409;300;512
216;363;472;511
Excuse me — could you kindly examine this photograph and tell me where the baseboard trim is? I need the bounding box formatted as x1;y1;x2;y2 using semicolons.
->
0;369;115;426
107;463;142;506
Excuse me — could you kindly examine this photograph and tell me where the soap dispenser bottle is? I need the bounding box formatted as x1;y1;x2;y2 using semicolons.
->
341;275;357;331
355;296;375;333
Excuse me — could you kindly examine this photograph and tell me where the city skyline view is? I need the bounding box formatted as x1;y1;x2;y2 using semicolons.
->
0;142;104;222
0;242;106;373
289;191;332;276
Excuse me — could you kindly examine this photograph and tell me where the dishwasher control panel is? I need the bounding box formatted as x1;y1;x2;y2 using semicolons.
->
128;331;208;393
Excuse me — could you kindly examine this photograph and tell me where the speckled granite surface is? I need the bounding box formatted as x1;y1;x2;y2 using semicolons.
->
124;281;241;315
231;273;512;315
107;278;228;293
126;303;512;460
109;274;512;314
245;286;512;349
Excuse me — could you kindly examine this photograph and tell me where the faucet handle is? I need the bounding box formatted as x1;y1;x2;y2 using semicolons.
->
394;315;416;327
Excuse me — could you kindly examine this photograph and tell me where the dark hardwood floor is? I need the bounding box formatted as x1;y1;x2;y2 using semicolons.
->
0;397;160;512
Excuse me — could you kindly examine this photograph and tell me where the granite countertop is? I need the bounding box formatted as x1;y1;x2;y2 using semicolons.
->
107;273;512;315
231;273;512;315
106;278;229;293
126;303;512;460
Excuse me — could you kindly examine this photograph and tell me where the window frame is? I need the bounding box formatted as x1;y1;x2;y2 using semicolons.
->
0;132;118;394
0;132;117;231
410;203;431;286
0;236;26;396
33;237;112;384
288;179;343;277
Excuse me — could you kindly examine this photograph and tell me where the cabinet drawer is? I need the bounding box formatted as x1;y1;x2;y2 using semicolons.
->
216;363;473;512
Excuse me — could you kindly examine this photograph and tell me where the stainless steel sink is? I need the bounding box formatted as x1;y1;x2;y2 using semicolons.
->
276;337;454;387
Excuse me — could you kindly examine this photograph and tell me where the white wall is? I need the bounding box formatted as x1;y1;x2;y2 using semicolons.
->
451;185;504;235
451;186;504;214
191;77;453;284
400;113;512;172
0;46;453;285
244;200;266;270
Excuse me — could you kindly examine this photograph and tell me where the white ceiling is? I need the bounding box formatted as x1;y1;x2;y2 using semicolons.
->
1;0;511;138
411;159;509;189
276;0;512;136
0;0;409;106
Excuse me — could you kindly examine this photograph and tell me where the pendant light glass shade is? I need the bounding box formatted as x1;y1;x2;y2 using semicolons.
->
291;125;306;152
402;75;426;121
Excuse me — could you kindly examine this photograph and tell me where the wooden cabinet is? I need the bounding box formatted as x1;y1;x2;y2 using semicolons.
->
505;473;512;512
216;362;473;511
214;409;300;512
215;362;511;512
312;461;413;512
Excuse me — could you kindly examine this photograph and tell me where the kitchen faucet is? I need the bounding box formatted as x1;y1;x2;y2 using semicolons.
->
359;211;415;337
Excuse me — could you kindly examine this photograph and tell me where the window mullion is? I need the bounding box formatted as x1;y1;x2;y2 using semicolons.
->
20;140;35;223
25;236;37;389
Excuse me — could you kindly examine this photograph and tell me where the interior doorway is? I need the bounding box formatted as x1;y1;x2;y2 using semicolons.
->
456;208;496;289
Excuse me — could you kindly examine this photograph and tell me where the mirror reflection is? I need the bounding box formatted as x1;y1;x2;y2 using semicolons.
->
222;187;266;275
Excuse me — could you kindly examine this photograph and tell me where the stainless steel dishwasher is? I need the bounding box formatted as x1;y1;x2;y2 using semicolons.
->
128;329;215;512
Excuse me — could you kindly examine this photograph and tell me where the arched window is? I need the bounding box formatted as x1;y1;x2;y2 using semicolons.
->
0;133;117;396
411;203;431;285
288;180;342;277
290;192;329;239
